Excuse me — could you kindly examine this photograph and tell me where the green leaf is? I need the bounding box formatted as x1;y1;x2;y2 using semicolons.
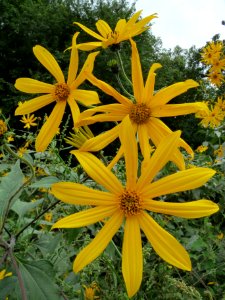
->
30;176;60;188
0;276;17;299
0;160;24;229
11;199;44;219
17;259;63;300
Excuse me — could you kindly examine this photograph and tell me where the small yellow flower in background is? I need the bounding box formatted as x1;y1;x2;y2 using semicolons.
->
207;71;224;87
214;145;225;158
65;126;94;149
0;269;12;280
44;212;53;222
217;232;224;240
196;105;224;128
0;119;7;136
20;113;38;129
215;96;225;111
6;135;14;143
51;117;219;298
74;11;157;50
83;282;100;300
17;146;27;157
76;39;207;170
14;33;100;152
201;41;223;65
196;145;208;153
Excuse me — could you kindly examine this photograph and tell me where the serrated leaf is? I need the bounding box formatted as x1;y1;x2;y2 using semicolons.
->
17;259;63;300
30;176;60;188
0;160;24;229
11;199;44;219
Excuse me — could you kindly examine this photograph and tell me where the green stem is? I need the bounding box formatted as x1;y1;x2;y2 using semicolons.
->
116;74;134;99
116;51;132;87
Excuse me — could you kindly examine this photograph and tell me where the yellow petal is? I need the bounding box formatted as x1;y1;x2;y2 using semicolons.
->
51;182;117;205
73;89;100;106
151;103;208;117
74;22;105;41
78;124;120;152
76;42;102;51
126;10;142;27
52;206;117;229
143;63;162;104
96;20;112;38
15;94;55;115
33;45;65;83
35;101;66;151
122;217;143;298
139;212;191;270
73;151;124;194
67;32;79;85
67;94;80;124
15;78;54;94
137;131;181;191
120;116;138;189
130;39;144;103
107;145;124;170
115;19;126;37
74;211;123;272
141;168;216;199
144;199;219;218
151;79;199;107
137;124;151;160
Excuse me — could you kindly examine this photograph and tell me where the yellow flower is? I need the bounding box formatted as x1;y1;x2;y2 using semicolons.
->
196;145;208;153
14;33;100;152
44;212;53;222
209;58;225;73
207;71;224;86
214;145;224;158
51;117;219;298
196;105;224;128
83;282;100;300
201;41;223;65
65;125;94;149
0;269;12;280
17;146;27;157
217;232;224;240
20;113;38;129
74;11;157;50
214;96;225;111
76;39;207;170
0;119;7;136
6;135;14;142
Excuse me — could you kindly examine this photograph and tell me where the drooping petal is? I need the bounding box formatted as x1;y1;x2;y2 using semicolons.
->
150;79;199;107
67;94;80;124
137;124;152;160
76;114;125;127
73;151;124;194
33;45;65;83
76;42;103;51
122;217;143;298
74;211;124;272
67;32;79;85
144;199;219;218
15;78;54;94
51;182;117;206
52;206;117;229
74;22;106;41
35;101;66;151
130;39;144;103
96;20;112;37
151;103;208;117
138;211;191;270
78;124;120;152
143;63;162;103
73;89;100;106
141;168;216;199
137;131;181;191
15;94;55;115
120;116;138;189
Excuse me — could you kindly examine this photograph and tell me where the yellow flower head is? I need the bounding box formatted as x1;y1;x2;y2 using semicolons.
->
196;145;208;153
44;212;53;222
201;41;223;65
20;113;38;129
83;282;100;300
196;105;224;128
0;269;12;280
51;117;219;298
214;145;225;158
0;119;7;136
207;71;224;86
75;39;207;170
65;126;94;149
6;135;14;143
14;33;100;152
74;11;157;50
215;96;225;111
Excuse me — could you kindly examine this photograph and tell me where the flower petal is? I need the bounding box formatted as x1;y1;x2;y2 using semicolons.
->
96;20;112;37
51;181;117;205
33;45;65;83
15;94;55;115
67;32;79;85
137;131;181;191
107;145;124;170
35;101;66;151
120;116;138;189
76;42;102;51
141;167;216;199
139;211;191;270
73;151;124;194
151;103;208;117
137;124;152;160
74;211;124;272
67;94;80;124
144;199;219;218
74;22;105;41
143;63;162;103
15;78;54;94
52;206;117;229
122;216;143;298
73;89;100;106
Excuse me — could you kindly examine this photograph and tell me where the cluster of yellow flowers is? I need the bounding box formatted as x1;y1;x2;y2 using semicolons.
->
14;11;219;298
201;41;225;86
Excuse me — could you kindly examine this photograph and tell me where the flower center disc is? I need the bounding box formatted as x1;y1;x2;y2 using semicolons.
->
54;83;70;102
119;189;142;216
129;103;151;124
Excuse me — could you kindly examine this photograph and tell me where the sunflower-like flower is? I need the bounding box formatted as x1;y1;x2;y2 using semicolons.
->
14;33;100;152
76;39;207;170
20;113;38;129
51;116;219;298
74;11;157;50
196;104;225;128
201;41;223;65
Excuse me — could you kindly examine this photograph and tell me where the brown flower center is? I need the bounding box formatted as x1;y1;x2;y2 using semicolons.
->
129;103;151;124
119;189;142;216
54;83;70;102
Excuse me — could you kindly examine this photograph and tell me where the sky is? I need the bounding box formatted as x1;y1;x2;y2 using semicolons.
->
128;0;225;50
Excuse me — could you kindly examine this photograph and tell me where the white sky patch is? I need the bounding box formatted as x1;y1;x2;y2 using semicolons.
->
128;0;225;49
